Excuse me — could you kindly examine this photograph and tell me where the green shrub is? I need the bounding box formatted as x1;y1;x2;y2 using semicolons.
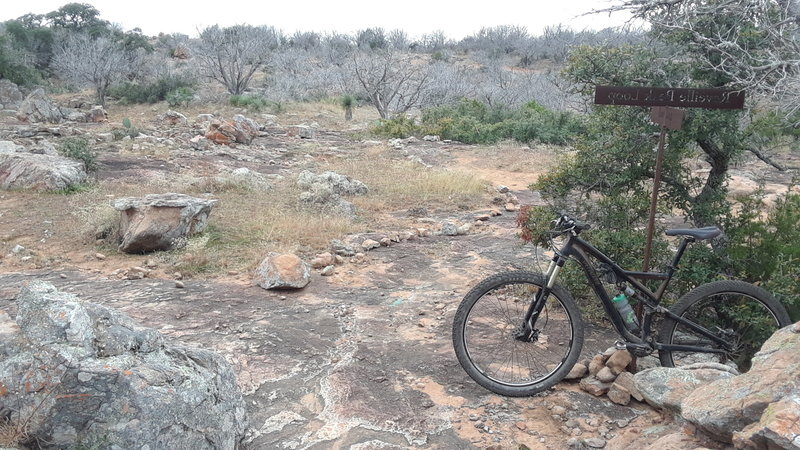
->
420;99;585;145
109;76;194;104
229;94;280;112
59;137;97;172
166;86;193;107
371;115;421;138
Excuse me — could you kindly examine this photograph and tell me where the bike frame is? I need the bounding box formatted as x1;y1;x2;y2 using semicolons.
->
524;232;732;354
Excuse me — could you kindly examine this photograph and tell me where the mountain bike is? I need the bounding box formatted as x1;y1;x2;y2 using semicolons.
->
452;215;792;397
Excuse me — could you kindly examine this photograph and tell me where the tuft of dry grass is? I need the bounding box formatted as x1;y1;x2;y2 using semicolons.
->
0;416;29;447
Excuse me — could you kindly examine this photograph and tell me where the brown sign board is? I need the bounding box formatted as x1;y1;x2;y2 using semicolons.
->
650;106;685;130
594;85;745;109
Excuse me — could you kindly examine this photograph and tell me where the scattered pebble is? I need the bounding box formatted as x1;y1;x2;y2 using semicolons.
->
175;281;185;289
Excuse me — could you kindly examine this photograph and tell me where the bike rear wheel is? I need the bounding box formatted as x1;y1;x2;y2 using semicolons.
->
658;280;791;373
452;271;584;396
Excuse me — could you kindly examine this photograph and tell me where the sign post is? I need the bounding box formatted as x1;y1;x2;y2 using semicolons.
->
593;86;744;272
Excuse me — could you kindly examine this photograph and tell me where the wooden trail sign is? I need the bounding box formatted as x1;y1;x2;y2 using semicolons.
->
593;85;745;273
595;86;745;109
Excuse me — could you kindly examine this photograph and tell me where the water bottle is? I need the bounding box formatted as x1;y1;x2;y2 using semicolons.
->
612;288;639;332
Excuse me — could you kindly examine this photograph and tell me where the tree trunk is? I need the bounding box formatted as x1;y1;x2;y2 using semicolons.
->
692;138;731;227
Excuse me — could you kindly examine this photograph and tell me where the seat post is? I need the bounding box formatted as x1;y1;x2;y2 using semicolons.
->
669;237;694;274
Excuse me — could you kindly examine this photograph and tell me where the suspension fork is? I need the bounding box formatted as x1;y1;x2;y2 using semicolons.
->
522;256;566;331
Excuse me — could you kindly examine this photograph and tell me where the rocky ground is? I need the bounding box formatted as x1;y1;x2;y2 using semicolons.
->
2;96;796;449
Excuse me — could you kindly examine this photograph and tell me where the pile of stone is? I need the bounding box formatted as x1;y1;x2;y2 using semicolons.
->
569;348;644;406
492;186;520;212
0;281;247;448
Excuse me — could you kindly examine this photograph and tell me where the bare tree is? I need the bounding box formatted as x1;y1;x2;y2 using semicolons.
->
194;24;280;95
352;49;431;118
52;33;128;104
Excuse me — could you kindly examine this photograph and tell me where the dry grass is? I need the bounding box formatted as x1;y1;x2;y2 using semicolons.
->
325;147;490;212
0;416;28;447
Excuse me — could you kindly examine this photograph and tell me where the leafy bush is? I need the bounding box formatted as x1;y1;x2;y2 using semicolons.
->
166;86;193;107
371;115;421;138
0;36;43;86
421;99;585;145
59;137;97;172
229;94;281;112
110;76;194;104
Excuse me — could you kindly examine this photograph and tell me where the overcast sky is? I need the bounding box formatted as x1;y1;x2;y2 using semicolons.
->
2;1;633;38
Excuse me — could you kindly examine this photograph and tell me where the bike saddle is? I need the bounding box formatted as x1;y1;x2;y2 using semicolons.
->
665;227;721;240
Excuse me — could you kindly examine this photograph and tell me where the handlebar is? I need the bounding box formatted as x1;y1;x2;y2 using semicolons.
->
552;215;591;235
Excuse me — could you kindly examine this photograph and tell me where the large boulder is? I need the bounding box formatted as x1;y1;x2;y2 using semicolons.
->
0;79;24;111
205;115;260;145
681;322;800;444
114;193;218;253
254;253;311;290
0;150;87;191
633;363;736;413
0;281;247;448
16;88;63;123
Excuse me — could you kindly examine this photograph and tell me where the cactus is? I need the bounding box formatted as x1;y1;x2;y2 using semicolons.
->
122;117;132;129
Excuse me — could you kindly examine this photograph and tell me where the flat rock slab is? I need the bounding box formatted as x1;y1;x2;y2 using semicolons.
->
0;264;643;449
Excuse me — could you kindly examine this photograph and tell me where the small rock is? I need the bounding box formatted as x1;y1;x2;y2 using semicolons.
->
588;354;607;376
497;185;510;193
607;384;631;406
253;253;311;290
175;281;185;289
584;437;606;448
565;363;588;380
173;272;183;280
320;265;335;276
361;239;380;250
330;239;355;257
613;372;643;402
441;221;460;236
379;237;392;247
475;214;490;221
596;366;617;383
504;203;519;212
580;376;613;396
11;244;25;254
606;350;632;375
489;209;502;217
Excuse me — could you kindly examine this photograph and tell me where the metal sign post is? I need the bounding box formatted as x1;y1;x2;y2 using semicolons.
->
594;86;744;272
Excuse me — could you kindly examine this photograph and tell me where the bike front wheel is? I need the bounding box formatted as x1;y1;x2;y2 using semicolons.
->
658;280;791;373
452;271;584;397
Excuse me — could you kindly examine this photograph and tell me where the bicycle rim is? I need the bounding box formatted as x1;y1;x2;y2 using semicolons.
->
462;281;575;387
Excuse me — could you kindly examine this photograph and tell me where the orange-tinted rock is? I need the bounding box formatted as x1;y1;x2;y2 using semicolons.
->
254;253;311;290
